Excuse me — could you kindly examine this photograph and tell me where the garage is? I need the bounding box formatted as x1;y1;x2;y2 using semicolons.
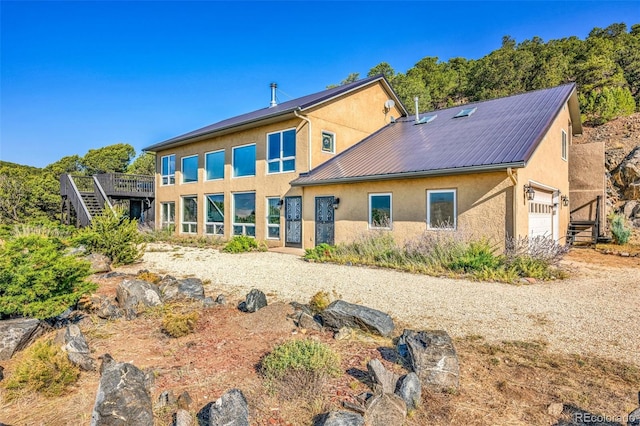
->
528;189;556;239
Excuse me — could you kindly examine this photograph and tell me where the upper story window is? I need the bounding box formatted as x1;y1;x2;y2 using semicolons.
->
233;144;256;177
369;193;392;229
182;155;198;183
205;150;225;180
427;189;456;230
161;154;175;185
267;129;296;174
561;129;567;161
322;131;335;154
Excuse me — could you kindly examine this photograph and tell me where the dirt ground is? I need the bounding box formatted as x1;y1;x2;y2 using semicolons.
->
0;248;639;426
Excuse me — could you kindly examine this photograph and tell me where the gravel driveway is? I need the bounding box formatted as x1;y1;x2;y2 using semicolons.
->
120;244;640;366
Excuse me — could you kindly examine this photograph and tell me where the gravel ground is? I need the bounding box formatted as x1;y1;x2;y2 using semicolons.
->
118;244;640;366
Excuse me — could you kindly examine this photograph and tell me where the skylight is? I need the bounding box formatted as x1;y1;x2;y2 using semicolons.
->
454;107;477;118
415;114;437;125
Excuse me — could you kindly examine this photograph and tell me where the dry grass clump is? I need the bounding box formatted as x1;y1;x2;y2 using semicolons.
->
135;270;162;284
162;309;199;338
308;291;331;314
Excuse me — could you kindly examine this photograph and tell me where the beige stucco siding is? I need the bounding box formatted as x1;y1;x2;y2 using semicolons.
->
300;172;514;250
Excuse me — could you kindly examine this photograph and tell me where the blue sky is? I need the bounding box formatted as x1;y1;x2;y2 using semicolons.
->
1;1;638;168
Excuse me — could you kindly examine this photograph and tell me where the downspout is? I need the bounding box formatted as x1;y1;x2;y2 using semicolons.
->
294;108;312;171
507;168;518;239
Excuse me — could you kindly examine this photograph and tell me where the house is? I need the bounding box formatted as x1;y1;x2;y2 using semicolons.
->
144;77;584;250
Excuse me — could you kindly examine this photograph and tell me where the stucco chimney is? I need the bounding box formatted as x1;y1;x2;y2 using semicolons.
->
270;83;277;107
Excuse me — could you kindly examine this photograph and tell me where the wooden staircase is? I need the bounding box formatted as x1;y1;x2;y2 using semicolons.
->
567;195;603;246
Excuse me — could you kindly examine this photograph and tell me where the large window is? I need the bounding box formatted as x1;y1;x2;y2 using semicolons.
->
369;193;392;229
233;144;256;177
233;192;255;236
267;129;296;173
160;202;175;230
205;194;224;236
205;150;224;180
561;129;568;161
182;196;197;234
266;197;281;239
427;189;456;230
182;155;198;183
161;154;175;185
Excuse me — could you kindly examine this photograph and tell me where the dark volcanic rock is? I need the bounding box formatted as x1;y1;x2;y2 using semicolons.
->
197;388;249;426
0;318;47;360
317;410;365;426
319;300;394;337
243;289;267;313
395;372;422;411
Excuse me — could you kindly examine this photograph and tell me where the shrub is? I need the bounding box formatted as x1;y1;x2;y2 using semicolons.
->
162;310;199;338
504;235;568;265
309;291;331;314
304;243;335;261
136;270;162;284
448;240;501;273
0;235;96;319
3;339;80;400
222;235;266;253
609;213;632;245
73;206;144;265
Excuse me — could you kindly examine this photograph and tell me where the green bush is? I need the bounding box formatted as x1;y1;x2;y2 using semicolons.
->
3;339;80;400
609;213;632;245
304;243;335;261
448;240;501;272
162;310;199;338
0;235;96;319
222;235;266;253
73;207;144;265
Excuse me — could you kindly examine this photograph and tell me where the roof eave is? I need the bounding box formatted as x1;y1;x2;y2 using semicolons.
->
291;162;526;187
567;86;583;135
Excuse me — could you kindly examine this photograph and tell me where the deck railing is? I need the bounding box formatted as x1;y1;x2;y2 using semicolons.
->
60;174;93;227
95;173;154;197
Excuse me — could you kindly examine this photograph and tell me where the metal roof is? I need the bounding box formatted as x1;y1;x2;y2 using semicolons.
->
143;74;406;152
291;84;581;186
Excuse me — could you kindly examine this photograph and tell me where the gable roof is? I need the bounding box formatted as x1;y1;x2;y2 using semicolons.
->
144;75;407;152
291;83;581;186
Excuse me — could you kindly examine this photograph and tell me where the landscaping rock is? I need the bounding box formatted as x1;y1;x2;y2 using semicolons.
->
160;277;205;302
90;355;153;426
297;311;323;331
116;279;162;319
398;329;460;392
243;289;267;313
367;358;400;394
318;410;365;426
157;390;177;408
395;372;422;411
612;146;640;200
197;388;249;426
177;391;193;410
174;409;194;426
215;294;226;305
62;324;95;371
320;300;394;337
95;296;123;320
85;253;112;273
364;392;406;426
623;200;639;219
0;365;4;382
202;296;216;308
0;317;47;360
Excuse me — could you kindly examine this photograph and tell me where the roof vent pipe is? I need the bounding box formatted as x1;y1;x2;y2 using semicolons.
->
414;96;420;123
270;83;277;107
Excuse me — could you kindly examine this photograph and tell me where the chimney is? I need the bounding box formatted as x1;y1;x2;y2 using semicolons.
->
270;83;277;107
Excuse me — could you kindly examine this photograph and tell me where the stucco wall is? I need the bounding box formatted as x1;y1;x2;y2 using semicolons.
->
568;142;606;228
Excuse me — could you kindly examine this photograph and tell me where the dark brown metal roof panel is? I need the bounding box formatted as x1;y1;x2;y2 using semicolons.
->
292;84;576;185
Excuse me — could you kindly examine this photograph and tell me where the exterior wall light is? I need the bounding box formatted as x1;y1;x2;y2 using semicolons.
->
332;198;340;209
561;195;569;207
278;198;284;210
524;184;535;201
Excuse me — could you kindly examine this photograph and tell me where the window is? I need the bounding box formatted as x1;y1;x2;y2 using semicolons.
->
369;193;392;229
427;189;456;230
205;150;225;180
561;129;567;161
267;129;296;173
205;194;224;236
182;196;197;234
233;144;256;177
266;197;281;239
453;107;477;118
321;131;335;153
182;155;198;183
233;192;255;236
160;202;175;230
161;154;175;185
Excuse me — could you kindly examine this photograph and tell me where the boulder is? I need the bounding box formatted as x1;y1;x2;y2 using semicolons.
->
157;390;177;408
116;279;162;319
90;355;153;426
243;289;267;313
367;359;400;394
174;409;194;426
177;391;193;410
215;294;226;305
317;410;365;426
297;311;323;332
364;393;406;426
61;324;95;371
95;296;124;320
319;300;394;337
398;329;460;392
395;372;422;411
85;253;112;273
623;201;639;219
160;277;205;302
0;317;47;360
612;146;640;200
197;389;249;426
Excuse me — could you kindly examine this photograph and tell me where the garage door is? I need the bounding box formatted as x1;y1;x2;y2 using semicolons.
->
528;190;554;239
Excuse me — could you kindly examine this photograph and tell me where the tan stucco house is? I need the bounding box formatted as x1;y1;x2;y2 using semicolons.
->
144;77;582;250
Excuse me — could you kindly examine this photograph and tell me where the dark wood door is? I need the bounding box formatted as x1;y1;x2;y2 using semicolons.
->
285;196;302;248
315;196;334;246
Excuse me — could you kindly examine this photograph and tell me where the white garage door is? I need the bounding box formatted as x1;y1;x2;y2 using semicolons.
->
528;190;554;239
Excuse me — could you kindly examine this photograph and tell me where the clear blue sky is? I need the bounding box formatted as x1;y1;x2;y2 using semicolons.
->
1;1;638;168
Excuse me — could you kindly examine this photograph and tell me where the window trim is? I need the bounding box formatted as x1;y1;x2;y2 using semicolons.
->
321;130;336;154
368;193;392;229
161;154;176;186
181;195;198;234
205;149;225;181
427;189;457;230
232;143;257;178
266;197;281;240
266;128;296;175
181;154;199;184
160;201;175;231
232;191;256;237
561;129;568;161
204;193;225;236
